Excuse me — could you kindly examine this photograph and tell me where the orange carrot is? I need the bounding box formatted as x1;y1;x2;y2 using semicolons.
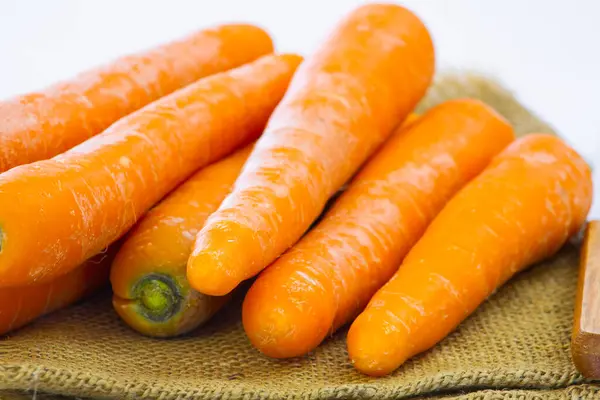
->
348;134;593;376
0;24;273;172
111;145;252;337
187;3;435;296
242;99;515;358
401;113;420;128
0;53;302;288
0;247;116;336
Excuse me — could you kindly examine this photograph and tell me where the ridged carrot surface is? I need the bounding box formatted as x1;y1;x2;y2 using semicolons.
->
0;247;116;336
111;145;252;337
0;53;302;288
0;24;273;172
187;3;435;296
348;134;593;376
242;99;515;358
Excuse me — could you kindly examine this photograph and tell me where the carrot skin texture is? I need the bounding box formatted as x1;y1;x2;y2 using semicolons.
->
188;3;435;296
0;247;116;335
0;54;302;288
347;134;593;376
401;113;420;128
0;24;273;172
111;145;252;337
242;99;515;358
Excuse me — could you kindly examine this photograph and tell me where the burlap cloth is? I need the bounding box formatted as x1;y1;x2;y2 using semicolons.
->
1;73;598;400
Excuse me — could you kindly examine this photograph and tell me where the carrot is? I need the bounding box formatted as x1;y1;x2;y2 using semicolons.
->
242;99;515;358
401;113;420;128
111;145;252;337
0;247;116;336
309;112;422;228
347;133;593;376
0;24;273;173
187;3;435;296
0;53;302;288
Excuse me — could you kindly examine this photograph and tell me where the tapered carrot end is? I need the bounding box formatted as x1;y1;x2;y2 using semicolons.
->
347;309;411;376
217;23;275;54
187;218;269;296
276;53;304;69
186;251;240;297
242;276;336;358
351;2;422;21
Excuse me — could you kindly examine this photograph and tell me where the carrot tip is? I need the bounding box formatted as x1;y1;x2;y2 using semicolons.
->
133;274;182;322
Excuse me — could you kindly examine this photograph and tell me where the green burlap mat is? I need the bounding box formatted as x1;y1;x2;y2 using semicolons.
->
1;73;597;399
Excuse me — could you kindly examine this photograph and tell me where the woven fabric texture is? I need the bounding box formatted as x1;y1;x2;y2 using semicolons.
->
1;74;597;400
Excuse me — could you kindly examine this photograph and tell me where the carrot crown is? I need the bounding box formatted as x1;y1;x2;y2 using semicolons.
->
133;274;182;322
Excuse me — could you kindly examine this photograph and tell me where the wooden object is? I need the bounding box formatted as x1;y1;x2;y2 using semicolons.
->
572;220;600;378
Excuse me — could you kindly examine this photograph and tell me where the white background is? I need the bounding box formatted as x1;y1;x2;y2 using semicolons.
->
1;0;599;217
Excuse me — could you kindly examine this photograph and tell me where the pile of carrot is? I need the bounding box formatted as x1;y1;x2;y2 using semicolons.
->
0;2;593;378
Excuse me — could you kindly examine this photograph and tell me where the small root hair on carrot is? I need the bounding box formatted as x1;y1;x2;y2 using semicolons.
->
133;274;182;322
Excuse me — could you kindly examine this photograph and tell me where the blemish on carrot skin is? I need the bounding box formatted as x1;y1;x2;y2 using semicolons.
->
0;227;3;253
119;156;132;168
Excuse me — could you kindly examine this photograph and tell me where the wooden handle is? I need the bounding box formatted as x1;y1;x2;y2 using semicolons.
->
572;220;600;378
